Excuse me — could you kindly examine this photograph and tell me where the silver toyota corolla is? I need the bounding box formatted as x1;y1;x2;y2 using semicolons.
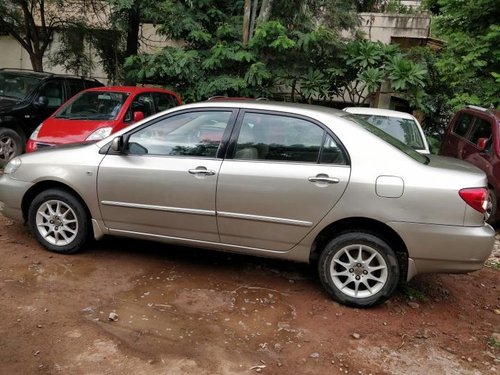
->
0;101;494;307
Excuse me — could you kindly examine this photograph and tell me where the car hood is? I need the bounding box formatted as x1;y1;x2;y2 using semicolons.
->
36;119;116;144
0;96;23;112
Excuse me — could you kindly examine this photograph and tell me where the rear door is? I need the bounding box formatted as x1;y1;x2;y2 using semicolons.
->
216;111;351;251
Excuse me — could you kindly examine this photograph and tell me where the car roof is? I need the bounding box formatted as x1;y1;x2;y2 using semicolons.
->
463;105;500;121
84;86;178;94
343;107;416;120
178;100;349;118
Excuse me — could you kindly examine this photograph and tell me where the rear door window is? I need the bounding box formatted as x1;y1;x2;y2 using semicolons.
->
468;118;492;145
153;92;179;112
234;112;347;164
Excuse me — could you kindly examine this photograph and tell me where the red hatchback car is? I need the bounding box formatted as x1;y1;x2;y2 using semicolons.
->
440;105;500;222
26;86;182;152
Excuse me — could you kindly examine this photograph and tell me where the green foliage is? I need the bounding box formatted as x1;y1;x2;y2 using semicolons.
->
386;54;427;91
433;0;500;109
331;39;427;106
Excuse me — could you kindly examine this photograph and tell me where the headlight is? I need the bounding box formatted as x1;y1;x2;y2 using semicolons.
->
4;157;22;175
86;127;113;141
30;124;43;140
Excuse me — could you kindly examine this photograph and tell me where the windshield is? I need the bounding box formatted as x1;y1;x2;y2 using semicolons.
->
346;115;429;164
55;91;129;120
354;114;425;150
0;72;41;100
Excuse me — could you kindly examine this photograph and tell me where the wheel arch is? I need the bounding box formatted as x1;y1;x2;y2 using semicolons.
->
0;120;29;142
22;180;92;224
310;217;409;282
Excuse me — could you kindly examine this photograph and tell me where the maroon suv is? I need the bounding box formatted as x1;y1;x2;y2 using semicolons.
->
440;106;500;222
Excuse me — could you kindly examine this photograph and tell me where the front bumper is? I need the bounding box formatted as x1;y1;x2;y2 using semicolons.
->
0;174;33;222
388;221;495;280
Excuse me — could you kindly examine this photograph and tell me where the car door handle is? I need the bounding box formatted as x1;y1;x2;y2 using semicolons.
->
188;168;216;176
308;176;340;184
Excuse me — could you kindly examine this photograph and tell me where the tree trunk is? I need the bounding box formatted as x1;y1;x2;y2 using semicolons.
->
249;0;258;38
256;0;273;26
242;0;251;46
29;53;44;72
124;2;140;85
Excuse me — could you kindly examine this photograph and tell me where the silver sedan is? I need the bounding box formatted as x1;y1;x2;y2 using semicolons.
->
0;101;494;307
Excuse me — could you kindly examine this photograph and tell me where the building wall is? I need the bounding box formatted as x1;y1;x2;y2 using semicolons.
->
358;13;430;43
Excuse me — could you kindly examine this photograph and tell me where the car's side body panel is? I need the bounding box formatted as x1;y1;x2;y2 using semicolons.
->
216;160;351;251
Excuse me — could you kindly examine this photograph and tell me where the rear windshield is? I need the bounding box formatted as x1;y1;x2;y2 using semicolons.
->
0;72;41;100
354;114;425;150
346;115;429;164
55;91;129;120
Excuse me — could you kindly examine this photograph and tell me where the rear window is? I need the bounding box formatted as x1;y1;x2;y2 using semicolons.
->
355;114;425;150
346;115;429;164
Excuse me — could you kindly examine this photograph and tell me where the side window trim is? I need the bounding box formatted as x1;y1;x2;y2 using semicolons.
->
225;109;350;166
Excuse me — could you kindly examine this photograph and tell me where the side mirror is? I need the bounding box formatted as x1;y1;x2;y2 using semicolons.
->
111;136;124;153
477;137;489;150
34;96;49;108
133;111;145;122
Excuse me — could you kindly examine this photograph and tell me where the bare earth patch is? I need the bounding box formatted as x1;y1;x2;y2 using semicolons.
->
0;214;498;374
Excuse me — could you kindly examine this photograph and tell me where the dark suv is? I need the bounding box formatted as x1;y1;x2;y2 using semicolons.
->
0;68;102;166
440;105;500;222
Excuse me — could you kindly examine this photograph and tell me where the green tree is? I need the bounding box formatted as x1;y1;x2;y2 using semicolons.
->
125;0;360;102
0;0;68;71
432;0;500;109
327;40;427;107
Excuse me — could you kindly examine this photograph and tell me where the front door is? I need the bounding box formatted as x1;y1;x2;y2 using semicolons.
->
97;109;236;242
217;111;351;251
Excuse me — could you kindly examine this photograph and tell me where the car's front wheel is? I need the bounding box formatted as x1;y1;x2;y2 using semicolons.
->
28;189;90;254
318;232;400;307
0;127;23;167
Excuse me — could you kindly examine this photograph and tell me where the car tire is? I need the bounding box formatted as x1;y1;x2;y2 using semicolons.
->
0;127;23;167
28;189;90;254
486;189;497;224
318;232;400;307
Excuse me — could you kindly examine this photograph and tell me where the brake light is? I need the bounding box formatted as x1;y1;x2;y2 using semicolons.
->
459;188;488;213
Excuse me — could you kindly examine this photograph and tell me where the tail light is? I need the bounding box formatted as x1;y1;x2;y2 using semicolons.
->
459;188;488;213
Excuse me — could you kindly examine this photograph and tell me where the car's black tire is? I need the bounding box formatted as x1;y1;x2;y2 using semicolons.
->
0;127;23;167
318;232;400;308
28;189;90;254
486;188;497;225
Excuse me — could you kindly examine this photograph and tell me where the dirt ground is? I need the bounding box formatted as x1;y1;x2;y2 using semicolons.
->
0;214;498;375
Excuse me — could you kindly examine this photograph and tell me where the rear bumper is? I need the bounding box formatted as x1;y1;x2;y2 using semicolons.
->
0;174;33;222
387;221;495;280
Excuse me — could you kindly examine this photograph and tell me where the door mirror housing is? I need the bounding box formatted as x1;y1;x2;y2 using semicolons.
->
111;136;124;153
34;96;49;108
133;111;145;122
477;137;489;150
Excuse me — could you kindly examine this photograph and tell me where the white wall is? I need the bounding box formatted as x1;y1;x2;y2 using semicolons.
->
358;13;431;43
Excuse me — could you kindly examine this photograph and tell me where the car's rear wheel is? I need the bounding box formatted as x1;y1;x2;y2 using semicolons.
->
318;232;399;307
28;189;90;254
0;128;23;167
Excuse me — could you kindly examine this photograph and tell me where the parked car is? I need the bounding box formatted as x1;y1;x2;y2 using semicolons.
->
343;107;430;154
26;86;182;152
0;68;102;166
440;105;500;222
0;101;494;307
